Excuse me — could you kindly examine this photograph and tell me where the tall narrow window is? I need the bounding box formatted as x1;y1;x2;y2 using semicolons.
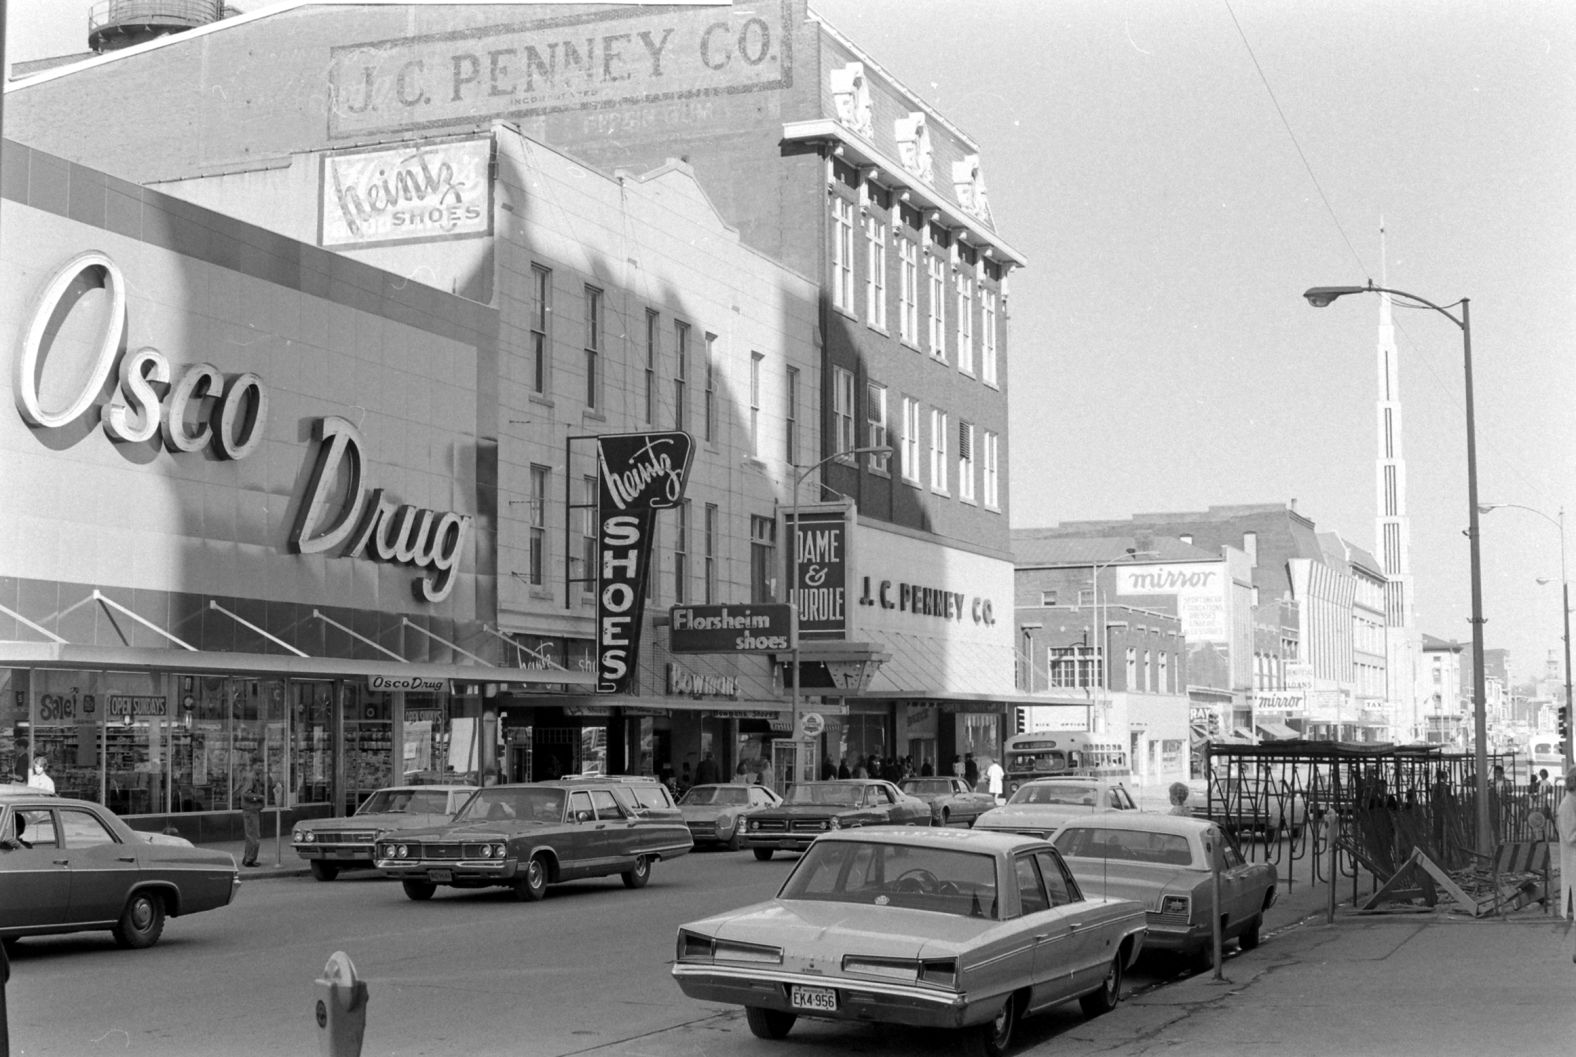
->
528;464;550;585
901;397;921;483
785;366;800;466
673;500;690;604
929;408;949;493
833;367;856;457
584;286;602;409
749;351;764;458
982;430;1000;509
981;286;998;386
1159;651;1170;693
866;382;889;472
865;212;887;330
579;474;597;599
704;503;718;604
673;320;690;431
957;420;975;502
832;195;855;311
898;236;919;345
750;515;777;603
927;253;946;357
644;309;659;424
956;270;974;375
704;333;718;443
530;265;550;394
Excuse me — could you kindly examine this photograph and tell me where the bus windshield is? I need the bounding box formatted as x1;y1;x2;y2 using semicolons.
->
1003;733;1128;795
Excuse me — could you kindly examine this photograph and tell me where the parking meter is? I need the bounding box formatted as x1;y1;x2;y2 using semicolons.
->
313;951;368;1057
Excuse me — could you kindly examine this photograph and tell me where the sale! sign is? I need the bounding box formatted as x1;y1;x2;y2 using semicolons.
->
595;432;694;693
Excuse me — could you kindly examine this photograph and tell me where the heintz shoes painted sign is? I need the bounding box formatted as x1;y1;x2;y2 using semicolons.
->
595;431;694;694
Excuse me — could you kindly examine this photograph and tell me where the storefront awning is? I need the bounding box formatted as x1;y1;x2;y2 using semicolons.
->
1256;720;1301;741
835;628;1023;703
0;641;594;689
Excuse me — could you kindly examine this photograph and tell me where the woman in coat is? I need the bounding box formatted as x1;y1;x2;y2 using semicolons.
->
1557;767;1576;960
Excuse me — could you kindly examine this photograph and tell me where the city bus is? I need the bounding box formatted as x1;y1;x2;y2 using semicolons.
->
1001;731;1131;797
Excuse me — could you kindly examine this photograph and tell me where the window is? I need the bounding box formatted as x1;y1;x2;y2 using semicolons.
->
1015;855;1050;916
832;195;855;312
530;265;550;394
1049;646;1100;689
1035;850;1075;906
864;211;887;330
1040;590;1058;606
956;269;974;375
929;408;949;493
583;285;602;409
674;500;690;603
1126;647;1137;688
981;286;998;386
927;252;946;357
528;464;550;586
898;235;919;345
957;420;975;502
983;430;1000;509
704;333;718;443
901;397;921;483
866;382;889;472
579;474;597;598
750;515;777;603
704;503;718;604
643;309;658;424
785;366;800;465
750;351;764;458
833;367;856;457
1144;649;1154;692
673;321;690;430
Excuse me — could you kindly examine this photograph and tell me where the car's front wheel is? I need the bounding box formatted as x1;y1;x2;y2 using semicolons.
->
309;860;339;882
1080;954;1123;1017
510;854;549;901
752;848;774;861
964;995;1017;1057
402;879;437;901
621;855;651;889
744;1006;796;1040
112;891;166;949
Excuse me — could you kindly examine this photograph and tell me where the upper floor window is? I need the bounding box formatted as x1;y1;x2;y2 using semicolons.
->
981;286;998;386
704;333;718;443
673;320;690;431
956;270;974;375
750;515;777;603
643;309;659;424
528;464;550;585
864;212;887;331
673;500;690;604
749;351;764;458
957;420;975;502
926;252;946;358
897;236;919;345
833;367;856;458
929;407;949;494
901;397;921;484
832;195;856;312
584;285;603;409
703;503;719;604
866;382;889;473
785;366;800;465
530;265;550;394
982;430;1000;510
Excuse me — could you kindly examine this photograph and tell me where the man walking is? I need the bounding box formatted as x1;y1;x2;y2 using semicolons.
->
238;761;266;867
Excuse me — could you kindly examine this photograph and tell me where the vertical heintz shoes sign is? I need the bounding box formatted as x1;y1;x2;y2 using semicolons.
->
595;432;695;693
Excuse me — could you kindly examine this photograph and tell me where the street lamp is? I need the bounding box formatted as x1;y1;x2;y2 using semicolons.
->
787;445;891;788
1480;502;1572;775
1090;548;1157;734
1303;281;1493;854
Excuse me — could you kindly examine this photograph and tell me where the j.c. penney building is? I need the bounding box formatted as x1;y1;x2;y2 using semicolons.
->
2;0;1035;834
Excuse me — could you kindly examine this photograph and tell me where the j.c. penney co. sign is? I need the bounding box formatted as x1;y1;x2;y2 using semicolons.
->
12;251;470;603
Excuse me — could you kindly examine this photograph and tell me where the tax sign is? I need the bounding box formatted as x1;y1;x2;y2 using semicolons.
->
596;432;694;694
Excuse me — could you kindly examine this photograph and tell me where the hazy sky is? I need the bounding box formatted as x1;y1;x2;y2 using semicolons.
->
7;1;1575;682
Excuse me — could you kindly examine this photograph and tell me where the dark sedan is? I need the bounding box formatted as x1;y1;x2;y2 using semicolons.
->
0;790;239;950
740;780;932;860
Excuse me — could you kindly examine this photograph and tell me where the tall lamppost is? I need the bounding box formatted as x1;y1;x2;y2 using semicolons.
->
1089;548;1158;734
787;445;890;787
1303;281;1492;854
1480;502;1572;774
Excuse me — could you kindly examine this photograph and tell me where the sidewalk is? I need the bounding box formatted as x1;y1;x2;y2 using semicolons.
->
202;836;310;880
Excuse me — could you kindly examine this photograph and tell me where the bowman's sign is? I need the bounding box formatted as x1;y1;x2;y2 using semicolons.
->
596;432;694;693
669;604;793;653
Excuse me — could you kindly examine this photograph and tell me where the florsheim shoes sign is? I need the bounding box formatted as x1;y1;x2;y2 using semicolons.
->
596;432;694;694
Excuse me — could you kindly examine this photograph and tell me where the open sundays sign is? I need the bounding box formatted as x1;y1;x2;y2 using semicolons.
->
596;432;695;694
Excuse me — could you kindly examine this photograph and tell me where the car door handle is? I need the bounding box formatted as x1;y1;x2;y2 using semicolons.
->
53;859;70;867
117;855;137;863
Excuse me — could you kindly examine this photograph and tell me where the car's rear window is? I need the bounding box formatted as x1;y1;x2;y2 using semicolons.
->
1054;827;1195;867
681;786;748;806
1011;782;1096;806
458;788;566;822
780;840;1000;920
784;784;863;806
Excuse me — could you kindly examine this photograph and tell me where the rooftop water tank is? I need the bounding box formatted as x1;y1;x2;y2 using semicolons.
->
88;0;226;53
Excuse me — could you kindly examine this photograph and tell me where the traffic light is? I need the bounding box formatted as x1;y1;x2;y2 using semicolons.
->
1559;705;1570;740
1014;707;1027;735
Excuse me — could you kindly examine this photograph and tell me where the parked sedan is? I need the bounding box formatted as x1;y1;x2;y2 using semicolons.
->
292;784;474;881
1050;812;1277;966
900;776;999;827
740;780;932;861
678;783;781;850
374;780;693;901
0;791;239;950
973;777;1140;839
672;828;1147;1057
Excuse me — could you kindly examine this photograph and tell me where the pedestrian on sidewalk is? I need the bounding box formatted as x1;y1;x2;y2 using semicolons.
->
238;760;266;868
1558;767;1576;961
1167;782;1192;816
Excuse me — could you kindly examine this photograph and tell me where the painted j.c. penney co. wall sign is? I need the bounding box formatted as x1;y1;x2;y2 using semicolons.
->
11;251;470;603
